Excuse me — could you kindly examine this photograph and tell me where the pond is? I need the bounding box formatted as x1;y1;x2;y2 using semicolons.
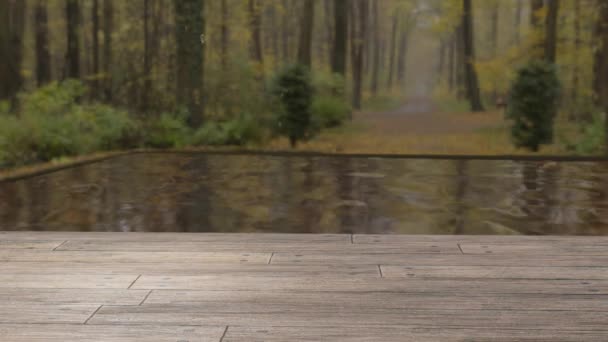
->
1;153;607;235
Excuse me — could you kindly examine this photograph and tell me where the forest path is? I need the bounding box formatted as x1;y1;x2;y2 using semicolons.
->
355;97;502;136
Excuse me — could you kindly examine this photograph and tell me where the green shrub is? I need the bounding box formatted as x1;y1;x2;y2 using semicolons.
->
143;111;191;148
272;64;314;147
506;60;561;152
191;114;264;146
0;81;140;166
311;96;351;130
571;113;606;154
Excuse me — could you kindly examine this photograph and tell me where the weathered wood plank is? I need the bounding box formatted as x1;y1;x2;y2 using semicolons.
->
354;234;608;245
0;324;225;342
461;243;608;256
57;240;460;254
89;305;608;330
0;251;270;264
272;252;608;267
131;276;608;294
0;274;139;289
0;262;379;277
0;304;98;324
0;232;350;243
0;289;148;305
381;266;608;280
144;290;608;311
223;326;608;342
0;240;64;250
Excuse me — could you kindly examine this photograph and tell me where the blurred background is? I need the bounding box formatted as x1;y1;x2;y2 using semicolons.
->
1;0;607;169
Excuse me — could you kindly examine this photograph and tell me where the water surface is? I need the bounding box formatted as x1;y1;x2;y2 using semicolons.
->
1;153;607;235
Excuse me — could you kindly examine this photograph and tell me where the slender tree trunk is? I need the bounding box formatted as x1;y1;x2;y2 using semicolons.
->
513;0;523;44
221;0;229;70
490;2;499;101
544;0;559;63
396;27;409;85
571;0;581;103
0;0;25;106
593;0;608;152
448;34;455;91
324;0;334;68
35;0;52;86
66;0;81;80
387;12;398;89
530;0;544;57
331;0;348;76
174;0;205;127
297;0;315;68
248;0;264;73
142;0;151;112
370;0;380;95
351;0;368;110
103;0;113;101
281;0;290;63
92;0;100;96
455;24;465;98
462;0;484;111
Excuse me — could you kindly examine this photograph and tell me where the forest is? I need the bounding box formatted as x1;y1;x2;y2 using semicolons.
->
1;0;608;168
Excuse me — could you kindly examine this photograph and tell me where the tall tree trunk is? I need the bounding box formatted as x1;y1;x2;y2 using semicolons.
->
35;0;52;86
297;0;315;67
66;0;81;80
513;0;523;44
489;2;499;101
220;0;229;70
331;0;348;76
544;0;559;63
386;12;398;89
324;0;334;68
530;0;544;57
248;0;264;73
448;34;455;91
281;0;290;63
142;0;151;112
0;0;26;106
462;0;484;111
455;24;465;98
571;0;581;103
174;0;205;127
103;0;113;101
593;0;608;152
396;27;409;85
370;0;380;96
351;0;368;110
92;0;100;96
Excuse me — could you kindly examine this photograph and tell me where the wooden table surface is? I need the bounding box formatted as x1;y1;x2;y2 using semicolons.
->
1;231;607;341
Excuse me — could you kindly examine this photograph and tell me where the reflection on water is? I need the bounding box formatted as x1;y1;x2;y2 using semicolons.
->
1;153;607;235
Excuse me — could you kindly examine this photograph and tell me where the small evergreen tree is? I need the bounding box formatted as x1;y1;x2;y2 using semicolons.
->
506;60;561;152
273;64;314;147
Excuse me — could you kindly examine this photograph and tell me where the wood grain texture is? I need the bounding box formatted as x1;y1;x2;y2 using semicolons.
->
131;276;608;294
143;290;608;311
0;288;148;305
89;305;608;330
272;252;608;266
0;262;379;277
0;324;225;342
0;240;65;250
0;274;139;289
0;304;98;324
381;265;608;280
1;232;608;340
223;326;608;342
461;243;608;256
57;240;460;253
0;250;270;264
